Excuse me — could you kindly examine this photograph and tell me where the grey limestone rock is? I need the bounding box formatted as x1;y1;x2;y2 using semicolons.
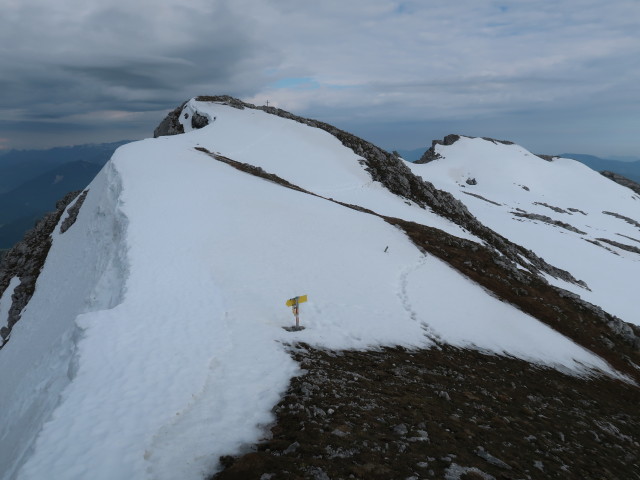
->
60;190;89;234
415;134;462;164
153;102;186;138
191;111;209;129
607;317;640;350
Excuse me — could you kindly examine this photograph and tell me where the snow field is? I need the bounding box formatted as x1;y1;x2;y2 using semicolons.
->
180;99;479;242
408;136;640;325
4;107;630;480
404;255;618;373
15;138;432;480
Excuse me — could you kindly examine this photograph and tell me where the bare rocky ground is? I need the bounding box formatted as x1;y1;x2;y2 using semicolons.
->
212;344;640;480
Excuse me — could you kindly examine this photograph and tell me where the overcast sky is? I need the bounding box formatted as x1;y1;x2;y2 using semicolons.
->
1;0;639;157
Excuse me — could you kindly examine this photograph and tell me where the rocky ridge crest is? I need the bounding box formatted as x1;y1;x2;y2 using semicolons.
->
156;97;586;289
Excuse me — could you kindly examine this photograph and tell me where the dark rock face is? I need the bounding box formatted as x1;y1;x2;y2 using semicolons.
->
601;170;640;195
0;191;81;347
153;102;186;138
191;111;209;130
607;317;640;350
415;134;462;164
465;177;477;186
60;190;89;234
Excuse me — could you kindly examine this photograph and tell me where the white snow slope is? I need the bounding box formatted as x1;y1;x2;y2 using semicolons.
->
408;136;640;326
0;100;630;480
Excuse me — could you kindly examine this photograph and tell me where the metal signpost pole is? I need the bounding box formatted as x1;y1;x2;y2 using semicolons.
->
285;295;307;331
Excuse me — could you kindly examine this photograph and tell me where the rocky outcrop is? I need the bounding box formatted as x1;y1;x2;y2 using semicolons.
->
0;190;81;347
153;102;186;138
601;170;640;195
415;134;462;164
415;135;517;165
190;111;209;130
60;190;89;234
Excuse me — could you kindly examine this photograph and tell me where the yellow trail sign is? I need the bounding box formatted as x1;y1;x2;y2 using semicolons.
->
286;295;307;307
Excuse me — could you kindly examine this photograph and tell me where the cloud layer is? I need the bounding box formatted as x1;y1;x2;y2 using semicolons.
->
1;0;638;155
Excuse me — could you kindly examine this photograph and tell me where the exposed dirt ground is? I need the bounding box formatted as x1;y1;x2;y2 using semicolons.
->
212;344;640;480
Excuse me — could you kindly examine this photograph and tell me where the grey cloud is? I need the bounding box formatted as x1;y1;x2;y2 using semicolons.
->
0;1;273;127
62;65;173;91
1;0;639;155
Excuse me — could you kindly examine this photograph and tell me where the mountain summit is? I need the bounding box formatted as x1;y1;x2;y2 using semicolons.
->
0;97;638;479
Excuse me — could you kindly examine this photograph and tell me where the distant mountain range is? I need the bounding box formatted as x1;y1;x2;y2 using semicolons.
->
397;147;640;184
0;141;129;194
0;141;129;251
0;161;102;250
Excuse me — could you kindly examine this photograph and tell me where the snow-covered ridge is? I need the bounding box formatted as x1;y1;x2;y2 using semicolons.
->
169;98;592;290
0;97;638;480
408;135;640;327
